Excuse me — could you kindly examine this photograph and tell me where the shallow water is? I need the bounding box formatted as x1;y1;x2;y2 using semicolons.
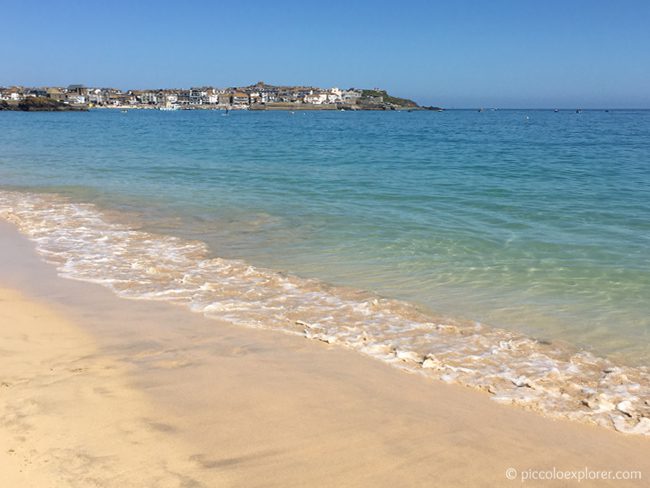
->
1;109;650;434
1;189;649;436
1;109;649;363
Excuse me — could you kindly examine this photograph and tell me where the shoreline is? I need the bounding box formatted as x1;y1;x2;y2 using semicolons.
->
91;105;429;111
1;189;649;437
0;214;649;485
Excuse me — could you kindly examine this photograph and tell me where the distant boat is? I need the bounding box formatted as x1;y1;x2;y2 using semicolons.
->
576;109;582;113
478;108;485;112
554;109;559;113
159;105;178;111
120;109;128;113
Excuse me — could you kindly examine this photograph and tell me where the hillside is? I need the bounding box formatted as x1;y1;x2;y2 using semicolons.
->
0;97;87;111
360;89;419;108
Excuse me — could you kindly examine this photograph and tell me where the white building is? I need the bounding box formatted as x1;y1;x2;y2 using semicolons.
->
67;94;86;104
304;92;328;104
87;88;104;104
260;91;277;103
232;92;249;106
327;87;343;103
189;88;207;105
249;92;262;105
205;89;221;104
140;92;158;104
341;89;361;103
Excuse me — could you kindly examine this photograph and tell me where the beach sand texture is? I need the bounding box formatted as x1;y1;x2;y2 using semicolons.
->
1;221;649;487
0;287;219;487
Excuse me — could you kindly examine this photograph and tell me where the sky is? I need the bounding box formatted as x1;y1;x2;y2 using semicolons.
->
1;0;649;108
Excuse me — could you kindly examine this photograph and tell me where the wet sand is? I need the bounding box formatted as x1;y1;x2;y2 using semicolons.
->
0;220;648;487
0;286;220;487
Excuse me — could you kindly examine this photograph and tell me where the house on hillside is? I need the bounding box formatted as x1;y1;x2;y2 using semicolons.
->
304;92;328;104
232;92;249;106
140;92;158;104
190;88;207;105
341;89;362;104
46;87;66;102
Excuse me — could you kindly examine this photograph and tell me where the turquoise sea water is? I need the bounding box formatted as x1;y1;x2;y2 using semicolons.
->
1;109;649;365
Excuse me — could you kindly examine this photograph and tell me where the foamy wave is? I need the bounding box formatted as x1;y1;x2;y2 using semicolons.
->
1;190;649;435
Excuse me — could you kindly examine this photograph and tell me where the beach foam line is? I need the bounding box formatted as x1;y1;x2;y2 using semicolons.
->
1;189;649;436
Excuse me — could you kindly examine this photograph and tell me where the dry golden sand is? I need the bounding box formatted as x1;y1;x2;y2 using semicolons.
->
0;220;649;487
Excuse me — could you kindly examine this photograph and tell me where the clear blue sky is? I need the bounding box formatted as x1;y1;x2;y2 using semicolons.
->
1;0;649;108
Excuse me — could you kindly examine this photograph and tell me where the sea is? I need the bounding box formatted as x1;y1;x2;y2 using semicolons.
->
1;108;649;434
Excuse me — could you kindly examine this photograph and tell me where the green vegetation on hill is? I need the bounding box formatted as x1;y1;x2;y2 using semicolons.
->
360;89;419;108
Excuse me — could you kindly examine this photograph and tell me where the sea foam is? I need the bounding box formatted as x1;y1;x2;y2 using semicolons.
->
1;190;649;435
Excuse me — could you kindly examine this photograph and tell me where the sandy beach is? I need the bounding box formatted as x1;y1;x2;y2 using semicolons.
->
1;219;648;487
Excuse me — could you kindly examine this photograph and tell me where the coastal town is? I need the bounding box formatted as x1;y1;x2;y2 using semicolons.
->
0;82;440;111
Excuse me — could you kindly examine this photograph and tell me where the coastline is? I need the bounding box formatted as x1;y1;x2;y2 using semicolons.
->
1;219;649;486
0;98;87;112
92;104;428;111
2;83;426;112
2;189;649;437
